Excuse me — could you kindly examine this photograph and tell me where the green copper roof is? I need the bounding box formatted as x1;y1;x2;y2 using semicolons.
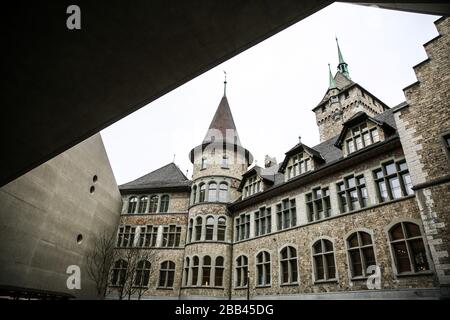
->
335;37;351;80
328;63;336;89
336;37;345;65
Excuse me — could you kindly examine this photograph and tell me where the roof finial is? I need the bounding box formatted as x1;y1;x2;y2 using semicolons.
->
335;37;351;79
173;154;176;163
328;63;336;89
223;70;227;97
298;136;302;143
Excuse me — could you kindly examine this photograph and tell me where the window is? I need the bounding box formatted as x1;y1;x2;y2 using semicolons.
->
202;256;211;286
160;195;169;213
191;256;199;286
374;160;413;203
255;207;271;236
244;176;261;198
444;134;450;151
235;213;250;241
199;184;206;203
389;222;429;274
137;196;148;213
111;259;128;286
184;258;190;286
208;183;217;202
346;122;380;154
286;154;310;180
192;186;197;204
217;217;226;241
215;257;224;287
312;239;336;282
256;251;271;286
205;216;214;240
127;197;137;213
337;175;368;213
347;231;376;278
134;260;151;287
139;225;158;247
222;155;229;168
162;225;181;247
276;199;296;230
219;183;228;202
201;157;207;170
159;261;175;288
195;216;202;241
117;226;136;247
280;246;298;284
149;195;159;213
306;187;331;222
187;219;193;243
235;255;248;287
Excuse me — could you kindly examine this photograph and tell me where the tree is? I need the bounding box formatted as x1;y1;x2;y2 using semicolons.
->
86;229;118;299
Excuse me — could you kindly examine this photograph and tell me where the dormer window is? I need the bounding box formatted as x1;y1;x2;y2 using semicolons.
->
287;154;310;180
346;122;380;154
243;176;261;198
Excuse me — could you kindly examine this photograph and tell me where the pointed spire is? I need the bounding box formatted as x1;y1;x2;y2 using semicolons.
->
223;71;227;97
328;63;336;89
335;37;351;80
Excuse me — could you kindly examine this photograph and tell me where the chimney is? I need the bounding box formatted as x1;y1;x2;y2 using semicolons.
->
264;155;277;168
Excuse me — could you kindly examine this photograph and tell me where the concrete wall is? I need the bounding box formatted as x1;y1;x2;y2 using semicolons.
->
0;133;122;299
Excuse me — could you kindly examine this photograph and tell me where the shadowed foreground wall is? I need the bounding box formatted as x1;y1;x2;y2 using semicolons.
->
0;133;122;299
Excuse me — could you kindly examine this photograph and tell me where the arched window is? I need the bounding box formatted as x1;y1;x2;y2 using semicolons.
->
389;222;429;274
280;246;298;284
199;184;206;203
312;239;336;281
137;196;148;213
202;256;211;286
208;183;217;202
235;255;248;287
217;217;226;241
192;185;197;204
219;183;228;202
205;216;214;240
111;259;128;286
149;195;159;213
127;197;138;214
160;195;169;213
134;260;151;287
191;256;199;286
347;231;376;278
184;257;190;286
256;251;271;286
158;261;175;288
215;257;224;287
195;216;202;241
187;219;193;243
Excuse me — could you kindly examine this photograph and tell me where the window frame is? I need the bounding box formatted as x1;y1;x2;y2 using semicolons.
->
336;174;368;213
311;238;338;283
158;260;175;289
255;250;271;287
373;159;413;203
345;230;377;279
279;245;298;285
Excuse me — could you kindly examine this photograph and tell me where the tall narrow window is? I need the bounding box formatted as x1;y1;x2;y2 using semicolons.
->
160;195;169;213
255;207;271;236
111;259;127;286
159;261;175;288
389;222;429;274
347;231;376;278
195;216;202;241
313;239;336;282
199;184;206;203
217;217;226;241
149;195;159;213
235;255;248;287
276;199;296;230
134;260;151;287
202;256;211;286
127;197;138;214
201;157;207;170
208;183;217;202
187;219;193;243
191;256;199;286
374;160;413;202
256;251;271;286
184;258;190;286
219;183;228;202
137;196;148;213
205;216;214;241
280;246;298;284
215;257;224;287
337;175;367;213
192;186;198;204
222;155;229;168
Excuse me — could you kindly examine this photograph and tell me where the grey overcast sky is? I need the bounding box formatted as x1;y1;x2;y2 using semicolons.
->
100;3;440;185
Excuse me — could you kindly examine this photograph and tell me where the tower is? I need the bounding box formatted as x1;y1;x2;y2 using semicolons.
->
182;80;253;298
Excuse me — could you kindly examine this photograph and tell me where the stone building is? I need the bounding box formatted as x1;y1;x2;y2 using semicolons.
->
110;17;449;299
